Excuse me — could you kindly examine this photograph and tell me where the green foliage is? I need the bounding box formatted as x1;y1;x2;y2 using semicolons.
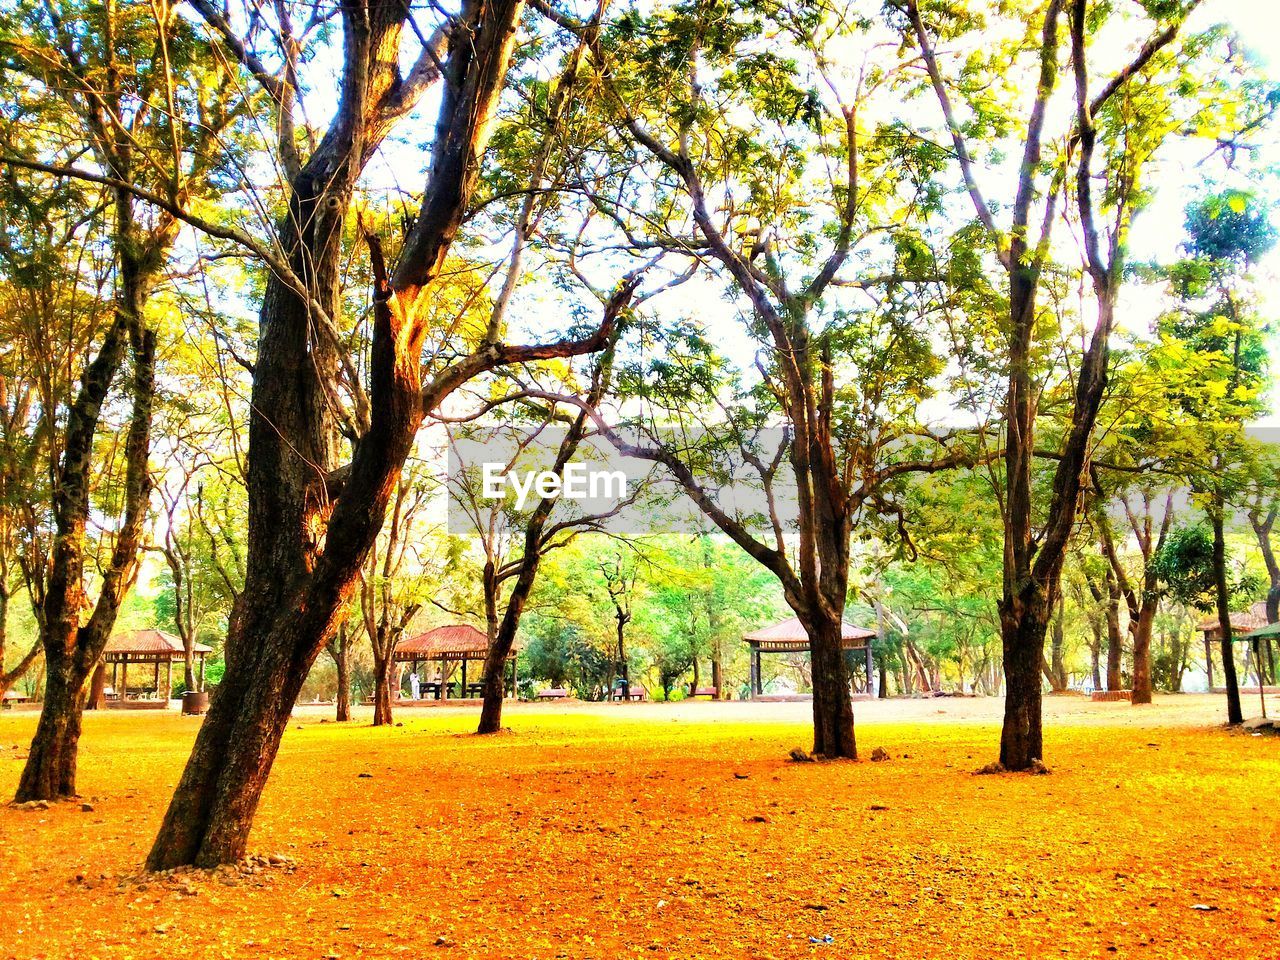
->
1151;525;1257;611
1184;192;1277;265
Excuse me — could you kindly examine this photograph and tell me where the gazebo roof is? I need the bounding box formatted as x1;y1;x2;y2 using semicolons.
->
104;629;212;659
743;616;876;650
1196;601;1270;635
395;624;512;660
1241;620;1280;641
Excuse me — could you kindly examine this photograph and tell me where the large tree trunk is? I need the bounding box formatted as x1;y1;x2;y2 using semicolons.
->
999;581;1050;769
146;0;538;869
804;608;856;759
15;650;87;800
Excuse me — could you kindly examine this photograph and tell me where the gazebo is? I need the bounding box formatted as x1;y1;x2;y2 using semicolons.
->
394;624;519;700
743;617;877;698
91;629;212;708
1196;601;1272;691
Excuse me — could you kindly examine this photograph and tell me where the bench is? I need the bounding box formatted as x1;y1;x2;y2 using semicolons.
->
537;688;569;701
2;690;31;709
688;686;718;699
609;685;646;702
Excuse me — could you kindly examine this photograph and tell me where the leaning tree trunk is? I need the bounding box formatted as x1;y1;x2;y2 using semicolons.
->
146;0;536;869
477;560;536;734
16;292;156;802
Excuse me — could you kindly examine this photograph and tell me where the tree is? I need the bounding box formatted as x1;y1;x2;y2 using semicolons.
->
449;338;646;733
1156;190;1275;723
359;464;437;727
537;0;978;757
325;621;358;723
146;0;636;869
2;0;247;800
1091;485;1174;703
900;0;1250;768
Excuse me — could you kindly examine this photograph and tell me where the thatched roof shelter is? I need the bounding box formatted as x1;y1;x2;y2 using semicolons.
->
742;616;878;697
103;629;212;663
1196;602;1270;641
91;629;213;707
743;616;876;652
395;624;518;661
393;624;518;701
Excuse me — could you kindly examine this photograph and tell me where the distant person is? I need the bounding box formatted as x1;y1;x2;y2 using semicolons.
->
409;671;421;701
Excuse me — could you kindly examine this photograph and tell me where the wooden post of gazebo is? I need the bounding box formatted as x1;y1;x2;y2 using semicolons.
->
1205;634;1215;690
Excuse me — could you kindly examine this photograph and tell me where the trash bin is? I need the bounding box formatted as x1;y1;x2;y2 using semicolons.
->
182;690;209;716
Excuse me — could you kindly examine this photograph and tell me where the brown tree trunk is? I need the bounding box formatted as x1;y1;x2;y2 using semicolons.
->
806;609;856;759
615;612;630;692
0;577;41;701
372;650;395;727
1105;571;1123;691
17;289;156;802
145;0;545;870
1130;602;1156;704
15;650;87;800
999;590;1048;770
1046;598;1068;692
476;330;631;735
335;646;352;723
1211;492;1243;725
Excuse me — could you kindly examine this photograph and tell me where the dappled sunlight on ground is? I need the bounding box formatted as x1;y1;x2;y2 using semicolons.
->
1;695;1276;959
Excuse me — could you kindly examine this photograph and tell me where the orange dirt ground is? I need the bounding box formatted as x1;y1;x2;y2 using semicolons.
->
1;695;1276;959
